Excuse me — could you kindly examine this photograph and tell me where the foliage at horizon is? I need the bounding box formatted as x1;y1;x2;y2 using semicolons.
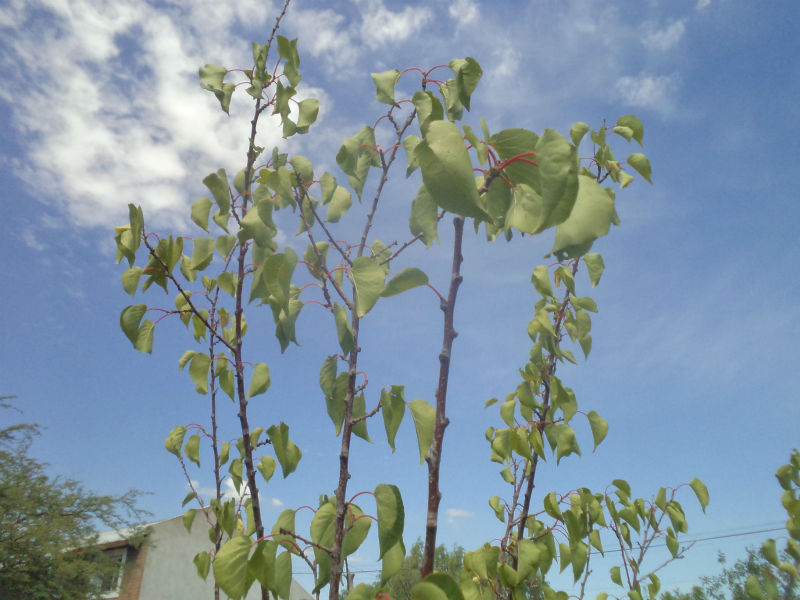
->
0;399;148;600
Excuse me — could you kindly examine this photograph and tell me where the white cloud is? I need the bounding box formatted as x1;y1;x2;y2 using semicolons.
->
449;0;478;26
0;1;287;230
358;2;433;49
286;8;359;74
616;73;678;113
696;0;711;9
21;229;47;252
445;508;472;522
642;19;687;51
270;497;284;507
189;477;249;502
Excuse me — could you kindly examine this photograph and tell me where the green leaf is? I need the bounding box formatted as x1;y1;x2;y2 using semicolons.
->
583;253;605;287
274;551;292;599
216;235;236;258
689;477;709;513
551;175;615;260
248;363;271;398
627;153;652;183
303;242;329;281
666;533;679;557
375;483;404;559
571;541;587;582
403;135;421;177
490;128;539;190
535;128;580;230
381;386;405;452
762;538;778;565
319;355;337;397
351;256;386;318
326;373;348;435
267;423;302;477
612;126;634;142
408;398;435;464
544;423;581;464
504;184;545;234
185;434;201;466
120;304;154;354
326;186;352;223
415;121;487;220
271;509;297;553
371;69;401;106
199;64;227;90
351;393;372;443
381;268;429;297
191;237;215;271
203;169;230;214
410;185;440;247
297;98;319;129
194;551;211;580
616;115;644;145
121;267;142;297
213;535;252;600
191;197;213;232
570;122;590;146
745;575;763;600
380;540;406;584
610;565;622;586
165;425;187;458
188;353;210;394
258;456;276;486
449;57;482;110
264;249;298;308
531;265;554;298
587;411;608;451
333;303;354;354
411;582;449;600
336;126;378;200
412;91;444;136
277;36;300;87
343;504;372;556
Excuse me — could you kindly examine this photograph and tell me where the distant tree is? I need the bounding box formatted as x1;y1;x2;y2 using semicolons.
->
661;547;799;600
345;539;544;600
0;399;147;600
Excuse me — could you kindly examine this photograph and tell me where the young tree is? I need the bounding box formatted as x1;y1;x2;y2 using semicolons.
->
0;400;147;600
114;3;711;600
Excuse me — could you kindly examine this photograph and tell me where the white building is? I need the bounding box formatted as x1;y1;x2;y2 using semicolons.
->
95;512;314;600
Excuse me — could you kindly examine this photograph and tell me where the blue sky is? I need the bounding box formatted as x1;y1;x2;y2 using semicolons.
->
1;0;798;595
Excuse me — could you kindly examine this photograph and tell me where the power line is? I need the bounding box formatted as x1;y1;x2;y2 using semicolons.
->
290;525;787;575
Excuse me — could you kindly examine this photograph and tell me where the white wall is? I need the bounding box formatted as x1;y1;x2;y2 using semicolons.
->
135;513;313;600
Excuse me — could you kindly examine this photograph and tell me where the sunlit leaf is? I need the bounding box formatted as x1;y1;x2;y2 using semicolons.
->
375;483;404;559
371;69;401;106
415;121;487;220
408;398;435;464
213;535;252;600
351;256;386;318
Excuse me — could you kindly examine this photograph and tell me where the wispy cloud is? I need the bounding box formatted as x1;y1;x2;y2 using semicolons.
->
21;229;46;252
448;0;478;26
357;1;433;49
616;73;679;113
189;478;249;502
696;0;711;9
642;19;687;51
445;508;472;523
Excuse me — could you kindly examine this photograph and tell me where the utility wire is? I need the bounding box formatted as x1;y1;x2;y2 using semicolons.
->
291;525;788;575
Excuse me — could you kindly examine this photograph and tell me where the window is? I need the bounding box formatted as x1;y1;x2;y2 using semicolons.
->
95;547;127;598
